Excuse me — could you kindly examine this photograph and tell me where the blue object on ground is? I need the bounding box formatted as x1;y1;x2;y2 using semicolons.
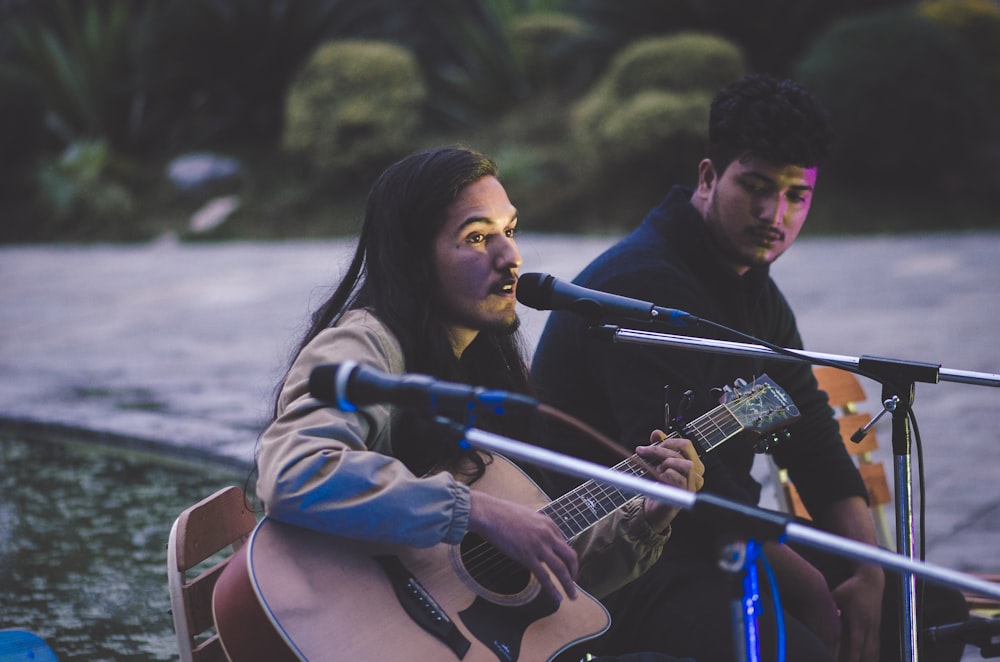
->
0;630;59;661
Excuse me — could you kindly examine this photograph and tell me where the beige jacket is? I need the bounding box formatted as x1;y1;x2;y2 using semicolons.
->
256;309;669;598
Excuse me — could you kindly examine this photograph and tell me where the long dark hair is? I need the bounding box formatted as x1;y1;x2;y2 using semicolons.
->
275;146;530;475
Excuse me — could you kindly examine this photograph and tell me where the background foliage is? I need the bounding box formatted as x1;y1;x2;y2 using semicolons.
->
282;40;426;186
1;0;998;242
793;7;988;191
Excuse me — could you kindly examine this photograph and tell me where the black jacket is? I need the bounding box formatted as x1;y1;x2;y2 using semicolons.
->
530;185;867;551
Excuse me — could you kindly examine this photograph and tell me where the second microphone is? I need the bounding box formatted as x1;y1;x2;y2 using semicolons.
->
309;361;540;419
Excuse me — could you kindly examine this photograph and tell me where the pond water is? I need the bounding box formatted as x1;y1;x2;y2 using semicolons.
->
0;433;254;661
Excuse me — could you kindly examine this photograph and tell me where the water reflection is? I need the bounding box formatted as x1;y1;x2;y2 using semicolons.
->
0;434;254;662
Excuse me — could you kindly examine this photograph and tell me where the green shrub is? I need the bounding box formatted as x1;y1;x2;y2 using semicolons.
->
793;8;988;192
570;32;745;192
282;39;427;184
30;140;138;240
603;33;747;100
596;90;711;168
508;11;597;92
918;0;1000;136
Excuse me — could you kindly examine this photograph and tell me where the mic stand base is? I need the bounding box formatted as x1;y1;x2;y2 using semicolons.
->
719;539;766;662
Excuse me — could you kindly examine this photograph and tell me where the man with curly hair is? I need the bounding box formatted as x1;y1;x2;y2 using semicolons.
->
530;74;967;661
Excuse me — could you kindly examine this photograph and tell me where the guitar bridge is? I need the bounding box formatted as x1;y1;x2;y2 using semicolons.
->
375;555;471;659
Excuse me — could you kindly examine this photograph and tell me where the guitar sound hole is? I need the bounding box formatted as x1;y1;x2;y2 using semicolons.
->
459;533;532;595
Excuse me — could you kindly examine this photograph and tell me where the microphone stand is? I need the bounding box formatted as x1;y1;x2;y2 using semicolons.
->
591;324;1000;662
446;420;1000;662
454;419;1000;601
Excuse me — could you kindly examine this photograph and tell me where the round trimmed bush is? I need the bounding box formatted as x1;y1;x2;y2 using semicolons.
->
593;90;711;173
604;33;747;99
571;32;745;187
282;40;426;182
508;11;595;92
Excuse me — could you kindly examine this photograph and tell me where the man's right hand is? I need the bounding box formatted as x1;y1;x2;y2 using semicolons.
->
468;491;580;604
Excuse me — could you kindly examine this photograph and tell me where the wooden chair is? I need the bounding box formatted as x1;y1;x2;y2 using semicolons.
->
777;366;894;549
168;485;258;662
779;368;1000;620
965;573;1000;618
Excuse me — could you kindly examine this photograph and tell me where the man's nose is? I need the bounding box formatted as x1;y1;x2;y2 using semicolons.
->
757;194;788;224
496;236;522;270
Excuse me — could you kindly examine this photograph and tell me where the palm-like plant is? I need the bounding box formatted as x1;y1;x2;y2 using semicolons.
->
2;0;154;151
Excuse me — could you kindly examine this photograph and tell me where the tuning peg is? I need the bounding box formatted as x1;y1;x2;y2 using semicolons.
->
679;390;695;415
753;436;773;454
753;428;792;454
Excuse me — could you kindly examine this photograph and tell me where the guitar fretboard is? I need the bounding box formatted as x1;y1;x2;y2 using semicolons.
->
541;404;743;540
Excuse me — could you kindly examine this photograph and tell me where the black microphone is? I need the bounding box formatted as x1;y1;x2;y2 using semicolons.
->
516;272;697;326
309;361;539;418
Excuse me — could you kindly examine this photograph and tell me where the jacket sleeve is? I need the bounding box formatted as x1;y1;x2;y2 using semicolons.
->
255;310;471;547
763;291;869;518
573;498;670;599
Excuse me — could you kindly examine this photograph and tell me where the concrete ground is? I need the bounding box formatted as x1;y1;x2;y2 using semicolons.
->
2;230;999;657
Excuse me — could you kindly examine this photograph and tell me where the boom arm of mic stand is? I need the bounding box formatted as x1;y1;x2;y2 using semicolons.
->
453;422;1000;604
591;325;1000;388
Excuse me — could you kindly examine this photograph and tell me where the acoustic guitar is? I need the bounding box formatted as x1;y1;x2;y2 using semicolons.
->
213;375;799;662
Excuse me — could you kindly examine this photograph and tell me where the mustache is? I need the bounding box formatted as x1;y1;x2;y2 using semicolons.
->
750;225;786;242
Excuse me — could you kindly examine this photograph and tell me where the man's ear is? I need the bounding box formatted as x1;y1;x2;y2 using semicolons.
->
696;158;717;196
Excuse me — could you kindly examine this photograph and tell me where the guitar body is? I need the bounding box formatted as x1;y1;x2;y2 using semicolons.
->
214;455;610;662
214;373;799;661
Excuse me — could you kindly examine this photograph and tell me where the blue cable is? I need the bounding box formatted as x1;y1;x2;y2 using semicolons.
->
760;551;786;662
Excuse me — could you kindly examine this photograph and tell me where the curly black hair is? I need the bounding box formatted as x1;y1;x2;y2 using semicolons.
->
707;73;836;174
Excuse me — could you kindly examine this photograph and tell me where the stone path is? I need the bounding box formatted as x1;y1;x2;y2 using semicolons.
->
3;232;1000;646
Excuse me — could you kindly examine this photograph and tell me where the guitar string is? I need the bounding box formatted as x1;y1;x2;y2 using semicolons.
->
458;460;648;583
459;414;747;581
458;452;655;582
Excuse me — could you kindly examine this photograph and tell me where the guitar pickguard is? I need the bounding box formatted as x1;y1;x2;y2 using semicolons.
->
459;592;560;662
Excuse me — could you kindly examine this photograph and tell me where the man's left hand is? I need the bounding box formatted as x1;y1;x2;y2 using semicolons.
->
833;564;885;662
638;431;705;533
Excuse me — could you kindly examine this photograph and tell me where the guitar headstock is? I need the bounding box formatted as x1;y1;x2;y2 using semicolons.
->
721;374;801;448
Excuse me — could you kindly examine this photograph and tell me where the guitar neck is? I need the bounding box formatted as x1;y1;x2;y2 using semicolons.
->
541;403;743;540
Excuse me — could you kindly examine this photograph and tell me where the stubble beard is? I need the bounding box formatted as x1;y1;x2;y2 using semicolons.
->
706;193;766;272
485;313;520;336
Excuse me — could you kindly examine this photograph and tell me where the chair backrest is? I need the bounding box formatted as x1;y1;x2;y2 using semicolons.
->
779;366;894;548
168;485;258;662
